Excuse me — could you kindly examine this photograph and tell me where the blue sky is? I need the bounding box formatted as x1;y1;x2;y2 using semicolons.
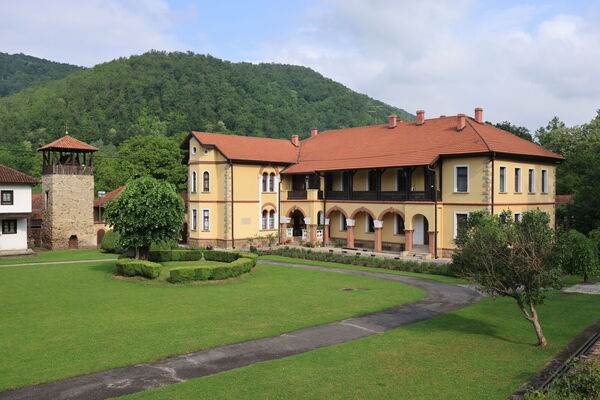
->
1;0;599;130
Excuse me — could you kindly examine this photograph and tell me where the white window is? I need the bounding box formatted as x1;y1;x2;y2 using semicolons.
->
203;148;209;155
528;168;536;193
202;171;210;192
191;146;197;155
191;209;197;231
269;173;275;192
514;167;522;193
191;171;197;193
202;209;210;231
541;169;548;193
261;210;268;230
269;210;275;229
340;214;347;231
365;214;375;233
454;165;469;192
454;212;469;239
262;173;268;192
514;212;522;222
499;166;507;193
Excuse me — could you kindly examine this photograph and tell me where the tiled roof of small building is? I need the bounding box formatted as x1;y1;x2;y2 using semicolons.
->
0;164;38;184
37;135;99;152
94;186;125;207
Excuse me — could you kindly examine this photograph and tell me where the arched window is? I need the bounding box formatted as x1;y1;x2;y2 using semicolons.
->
269;173;275;192
262;173;268;192
395;214;405;234
317;211;323;225
269;210;275;229
202;171;210;192
191;171;197;193
262;210;268;230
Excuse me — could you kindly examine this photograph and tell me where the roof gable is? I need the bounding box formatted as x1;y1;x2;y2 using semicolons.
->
0;164;38;184
38;135;99;152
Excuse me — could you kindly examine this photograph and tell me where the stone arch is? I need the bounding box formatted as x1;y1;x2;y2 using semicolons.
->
350;207;376;220
258;165;280;176
68;235;78;250
326;206;348;219
286;205;306;218
262;202;277;211
377;207;405;221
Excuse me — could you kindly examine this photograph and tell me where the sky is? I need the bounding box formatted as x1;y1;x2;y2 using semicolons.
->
1;0;599;131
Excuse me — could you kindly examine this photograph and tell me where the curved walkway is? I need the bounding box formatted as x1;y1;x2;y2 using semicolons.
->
0;261;481;400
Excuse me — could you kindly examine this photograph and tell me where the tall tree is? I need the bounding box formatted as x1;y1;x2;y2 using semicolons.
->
104;177;184;260
452;210;562;347
491;121;533;142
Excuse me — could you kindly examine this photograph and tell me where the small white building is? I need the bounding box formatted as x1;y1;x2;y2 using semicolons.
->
0;165;38;255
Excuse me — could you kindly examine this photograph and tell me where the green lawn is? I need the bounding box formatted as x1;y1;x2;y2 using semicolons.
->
121;292;600;400
259;255;468;284
0;260;424;390
0;249;116;265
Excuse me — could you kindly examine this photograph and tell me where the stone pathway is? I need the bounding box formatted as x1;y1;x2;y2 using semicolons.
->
0;259;118;268
0;260;481;400
563;282;600;295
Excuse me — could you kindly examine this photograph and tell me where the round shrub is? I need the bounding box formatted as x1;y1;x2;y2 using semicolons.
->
101;230;125;254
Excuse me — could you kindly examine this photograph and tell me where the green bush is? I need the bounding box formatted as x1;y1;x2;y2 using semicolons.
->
101;230;125;254
555;229;600;282
115;259;162;279
525;358;600;400
148;249;203;262
203;250;239;263
258;247;454;277
169;255;256;283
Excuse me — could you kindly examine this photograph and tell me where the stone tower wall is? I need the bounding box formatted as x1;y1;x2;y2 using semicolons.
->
41;174;96;249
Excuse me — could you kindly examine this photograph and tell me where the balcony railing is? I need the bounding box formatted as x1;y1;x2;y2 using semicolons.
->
287;190;307;200
42;164;94;175
323;190;441;202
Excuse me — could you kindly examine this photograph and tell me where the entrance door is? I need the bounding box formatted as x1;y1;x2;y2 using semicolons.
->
96;229;105;249
69;235;78;249
291;210;305;237
413;215;424;245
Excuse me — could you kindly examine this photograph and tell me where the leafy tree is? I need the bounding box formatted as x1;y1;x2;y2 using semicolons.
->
555;230;599;283
452;210;562;347
491;121;533;142
104;177;184;260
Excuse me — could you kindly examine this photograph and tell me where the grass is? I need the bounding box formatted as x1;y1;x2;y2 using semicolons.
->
0;260;424;390
259;255;468;284
120;292;600;400
0;249;116;265
561;274;600;286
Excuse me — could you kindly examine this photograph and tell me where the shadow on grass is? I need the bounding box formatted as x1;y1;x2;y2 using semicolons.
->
409;312;533;346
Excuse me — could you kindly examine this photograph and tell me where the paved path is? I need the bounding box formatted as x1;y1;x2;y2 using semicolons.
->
0;261;481;400
563;282;600;295
0;259;117;268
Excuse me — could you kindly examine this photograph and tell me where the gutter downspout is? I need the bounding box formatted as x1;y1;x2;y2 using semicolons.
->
230;161;235;249
427;163;438;259
321;172;326;244
278;177;281;244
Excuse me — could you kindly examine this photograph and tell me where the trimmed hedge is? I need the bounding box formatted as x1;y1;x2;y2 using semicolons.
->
101;230;124;254
115;259;162;279
149;249;203;262
203;250;239;263
259;247;455;277
169;254;256;283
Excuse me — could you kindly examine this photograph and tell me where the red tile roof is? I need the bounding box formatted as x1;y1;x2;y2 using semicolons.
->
94;186;125;207
556;194;573;205
94;185;188;207
0;164;39;184
187;132;299;164
283;116;564;174
37;135;99;152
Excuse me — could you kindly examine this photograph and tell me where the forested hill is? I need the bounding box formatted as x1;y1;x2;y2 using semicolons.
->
0;52;82;97
0;51;412;150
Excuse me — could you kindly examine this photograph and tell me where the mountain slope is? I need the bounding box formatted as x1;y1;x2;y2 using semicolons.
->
0;52;82;97
0;51;412;151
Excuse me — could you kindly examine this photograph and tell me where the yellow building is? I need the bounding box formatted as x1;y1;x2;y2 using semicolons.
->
182;109;563;258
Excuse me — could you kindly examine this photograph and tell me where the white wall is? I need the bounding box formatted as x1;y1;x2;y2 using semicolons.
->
0;184;32;214
0;218;28;250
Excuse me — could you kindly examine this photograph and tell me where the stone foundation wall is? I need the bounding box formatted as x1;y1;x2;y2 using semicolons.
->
42;174;96;250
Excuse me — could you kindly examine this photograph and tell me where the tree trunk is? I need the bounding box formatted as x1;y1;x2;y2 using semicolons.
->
138;246;149;260
518;302;548;347
584;272;589;283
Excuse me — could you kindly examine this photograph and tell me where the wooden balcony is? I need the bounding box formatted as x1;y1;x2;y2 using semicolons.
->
324;190;441;202
287;190;307;200
42;164;94;176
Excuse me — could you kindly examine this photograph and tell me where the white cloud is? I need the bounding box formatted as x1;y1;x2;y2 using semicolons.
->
0;0;186;66
257;0;600;129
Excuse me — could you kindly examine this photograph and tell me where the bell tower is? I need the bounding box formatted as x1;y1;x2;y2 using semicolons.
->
37;134;99;249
